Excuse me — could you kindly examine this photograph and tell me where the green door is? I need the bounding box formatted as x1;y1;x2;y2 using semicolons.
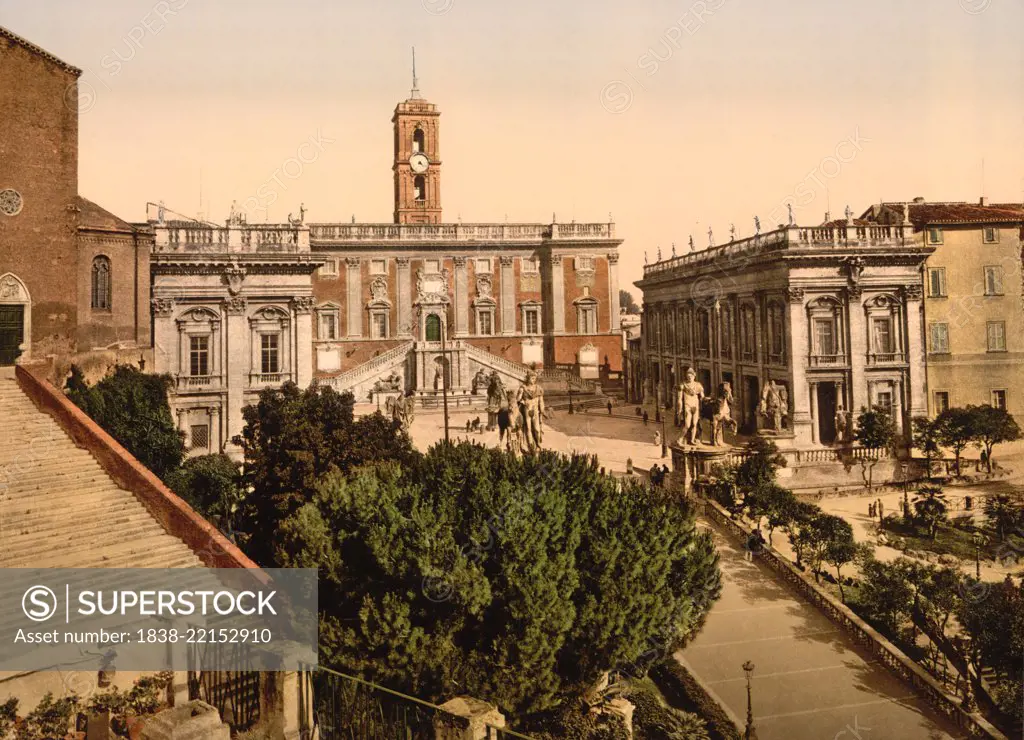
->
0;305;24;365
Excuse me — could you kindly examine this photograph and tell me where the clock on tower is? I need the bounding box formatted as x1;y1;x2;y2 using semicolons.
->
393;50;442;224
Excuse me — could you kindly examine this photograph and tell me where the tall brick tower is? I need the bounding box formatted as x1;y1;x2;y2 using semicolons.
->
393;49;442;224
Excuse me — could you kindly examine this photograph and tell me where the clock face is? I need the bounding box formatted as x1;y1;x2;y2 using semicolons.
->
410;153;430;174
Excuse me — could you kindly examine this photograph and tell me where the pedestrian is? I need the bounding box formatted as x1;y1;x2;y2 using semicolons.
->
746;528;766;562
607;400;613;415
869;502;875;518
662;464;670;481
626;457;634;474
877;499;884;521
465;419;472;434
654;430;662;447
643;410;649;426
650;464;661;487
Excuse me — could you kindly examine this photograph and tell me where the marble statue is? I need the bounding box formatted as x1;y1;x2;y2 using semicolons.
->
373;371;402;394
759;380;785;431
498;389;523;456
677;367;705;446
516;369;546;452
387;393;415;433
472;368;489;395
754;215;761;234
712;382;737;447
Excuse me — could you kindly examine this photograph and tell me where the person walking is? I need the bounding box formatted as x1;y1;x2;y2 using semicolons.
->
745;528;766;562
607;400;613;415
643;410;649;426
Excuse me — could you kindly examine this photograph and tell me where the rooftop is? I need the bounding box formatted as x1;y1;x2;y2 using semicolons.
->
864;199;1024;227
0;24;82;76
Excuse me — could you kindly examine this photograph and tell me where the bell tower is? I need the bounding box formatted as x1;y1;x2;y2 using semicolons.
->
393;49;442;224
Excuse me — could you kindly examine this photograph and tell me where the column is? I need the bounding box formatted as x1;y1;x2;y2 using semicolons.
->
293;297;314;387
903;285;926;419
809;381;819;444
712;299;722;386
847;289;868;413
224;298;248;451
550;255;565;334
453;257;469;336
346;258;362;337
208;406;222;452
607;252;621;333
500;256;515;335
151;298;177;375
397;257;412;337
786;289;812;445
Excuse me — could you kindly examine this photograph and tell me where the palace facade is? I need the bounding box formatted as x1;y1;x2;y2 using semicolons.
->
149;87;623;454
633;220;934;448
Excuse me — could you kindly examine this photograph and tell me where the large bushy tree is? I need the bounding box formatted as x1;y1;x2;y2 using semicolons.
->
934;407;974;476
65;365;184;479
854;406;896;490
235;382;415;565
968;404;1021;473
165;454;243;535
619;290;640;315
276;443;722;718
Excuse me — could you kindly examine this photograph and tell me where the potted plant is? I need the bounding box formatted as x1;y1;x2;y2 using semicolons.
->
14;693;79;740
85;673;171;740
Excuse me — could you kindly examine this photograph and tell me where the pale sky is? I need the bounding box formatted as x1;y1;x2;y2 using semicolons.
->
3;0;1022;290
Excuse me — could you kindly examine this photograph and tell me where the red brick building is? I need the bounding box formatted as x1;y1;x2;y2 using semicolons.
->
0;25;151;377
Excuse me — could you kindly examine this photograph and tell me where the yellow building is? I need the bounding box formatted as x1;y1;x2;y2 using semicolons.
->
862;199;1024;422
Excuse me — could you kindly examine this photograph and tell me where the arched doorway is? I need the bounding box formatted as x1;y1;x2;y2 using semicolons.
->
425;313;442;342
0;273;30;366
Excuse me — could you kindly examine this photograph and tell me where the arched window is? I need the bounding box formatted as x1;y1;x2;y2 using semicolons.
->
91;256;111;310
425;313;442;342
412;128;425;153
413;176;426;201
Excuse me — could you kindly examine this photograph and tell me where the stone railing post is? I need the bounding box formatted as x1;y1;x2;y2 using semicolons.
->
433;697;505;740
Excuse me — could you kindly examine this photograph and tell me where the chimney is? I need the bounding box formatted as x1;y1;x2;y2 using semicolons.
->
980;196;988;206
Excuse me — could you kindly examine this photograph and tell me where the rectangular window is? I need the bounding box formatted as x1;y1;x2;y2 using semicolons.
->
524;308;540;335
578;306;597;334
425;259;441;274
319;259;338;277
984;266;1004;296
575;255;594;271
476;258;491;273
934;391;950;414
190;424;210;450
371;313;388;339
261;333;280;374
929;323;949;354
872;318;894;354
991;390;1007;410
928;228;943;244
876;391;893;414
189;335;209;377
813;318;836;356
319;312;337;340
370;259;387;275
987;321;1007;352
927;267;946;297
983;227;998;244
477;311;493;336
522;257;539;274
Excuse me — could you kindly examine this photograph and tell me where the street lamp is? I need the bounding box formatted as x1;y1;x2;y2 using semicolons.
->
742;661;758;740
661;405;668;458
440;318;450;443
972;531;986;579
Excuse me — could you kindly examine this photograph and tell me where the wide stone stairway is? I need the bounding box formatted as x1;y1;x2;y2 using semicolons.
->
0;370;201;569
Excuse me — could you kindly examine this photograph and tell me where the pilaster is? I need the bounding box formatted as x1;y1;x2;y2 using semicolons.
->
607;252;621;333
846;288;868;413
500;256;515;335
346;258;362;337
397;257;412;336
293;297;315;388
454;257;469;336
903;284;927;421
550;255;565;334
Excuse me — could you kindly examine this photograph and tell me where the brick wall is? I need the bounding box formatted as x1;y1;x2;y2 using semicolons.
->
0;35;80;358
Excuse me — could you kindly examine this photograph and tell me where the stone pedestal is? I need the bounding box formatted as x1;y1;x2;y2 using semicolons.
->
434;697;505;740
139;701;230;740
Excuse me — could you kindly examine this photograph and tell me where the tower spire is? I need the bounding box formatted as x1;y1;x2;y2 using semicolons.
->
411;47;421;99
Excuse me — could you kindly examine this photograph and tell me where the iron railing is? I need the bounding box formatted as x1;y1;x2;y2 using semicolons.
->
298;666;535;740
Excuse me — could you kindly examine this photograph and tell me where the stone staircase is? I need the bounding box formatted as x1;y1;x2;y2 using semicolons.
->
0;370;202;569
315;341;415;401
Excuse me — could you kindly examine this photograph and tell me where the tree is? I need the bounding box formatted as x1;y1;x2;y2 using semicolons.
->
783;500;820;568
619;289;640;315
982;494;1024;542
236;382;416;565
912;485;948;539
854;406;896;491
65;364;184;479
934;407;975;476
957;575;1024;719
746;483;797;546
857;557;915;636
968;404;1021;473
918;565;963;636
165;454;244;535
278;444;722;718
734;436;786;491
911;416;942;477
803;513;856;588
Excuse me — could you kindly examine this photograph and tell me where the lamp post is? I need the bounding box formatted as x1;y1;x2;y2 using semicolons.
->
972;531;985;579
568;387;574;414
742;661;758;739
661;404;668;458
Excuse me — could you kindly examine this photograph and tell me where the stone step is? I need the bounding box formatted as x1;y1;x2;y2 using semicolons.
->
1;482;132;510
2;471;114;497
0;451;97;476
2;536;200;569
5;519;171;560
0;493;148;528
0;441;86;464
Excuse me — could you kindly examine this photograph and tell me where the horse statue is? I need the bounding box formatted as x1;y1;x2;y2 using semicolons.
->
711;382;738;447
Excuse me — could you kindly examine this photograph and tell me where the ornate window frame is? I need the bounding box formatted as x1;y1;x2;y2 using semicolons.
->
249;305;290;384
175;307;221;385
807;296;846;365
574;296;598;335
864;294;904;364
91;255;112;311
316;301;341;341
520;300;543;335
